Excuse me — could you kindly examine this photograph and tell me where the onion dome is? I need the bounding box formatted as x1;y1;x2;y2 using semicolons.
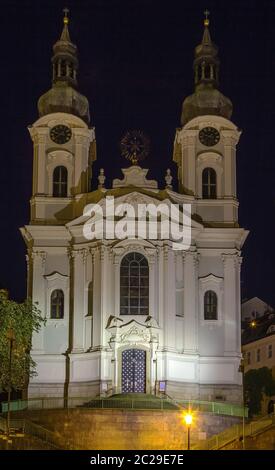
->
38;9;90;124
181;11;232;125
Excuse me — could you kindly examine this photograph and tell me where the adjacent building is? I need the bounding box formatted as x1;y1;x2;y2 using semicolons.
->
242;306;275;414
241;297;274;323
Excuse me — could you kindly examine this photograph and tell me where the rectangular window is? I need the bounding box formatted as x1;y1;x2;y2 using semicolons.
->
247;352;251;365
257;349;261;362
268;344;272;359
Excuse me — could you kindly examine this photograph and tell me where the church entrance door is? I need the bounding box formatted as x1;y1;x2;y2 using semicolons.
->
121;349;146;393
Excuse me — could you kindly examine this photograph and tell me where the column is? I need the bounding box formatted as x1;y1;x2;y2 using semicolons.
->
148;254;156;319
157;248;165;347
223;253;238;355
181;132;196;195
84;249;94;350
114;253;120;317
163;245;176;350
183;251;199;354
223;132;240;199
72;249;87;352
100;246;110;347
92;245;110;350
236;256;242;352
32;251;46;352
30;131;48;195
92;248;101;349
74;130;94;194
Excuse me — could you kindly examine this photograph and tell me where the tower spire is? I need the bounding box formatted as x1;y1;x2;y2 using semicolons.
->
60;7;71;42
180;12;233;125
51;8;78;88
204;9;210;26
194;10;219;89
37;8;90;124
201;9;212;45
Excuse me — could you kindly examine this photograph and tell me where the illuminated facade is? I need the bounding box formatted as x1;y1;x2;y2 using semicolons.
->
20;13;248;403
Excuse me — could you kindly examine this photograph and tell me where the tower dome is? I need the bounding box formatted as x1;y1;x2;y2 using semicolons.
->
38;9;90;124
181;12;232;125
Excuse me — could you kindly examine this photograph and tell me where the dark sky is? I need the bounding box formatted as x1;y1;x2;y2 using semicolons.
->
0;0;274;305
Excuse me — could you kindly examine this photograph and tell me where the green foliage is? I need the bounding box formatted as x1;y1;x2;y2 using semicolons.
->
244;367;275;416
0;294;45;391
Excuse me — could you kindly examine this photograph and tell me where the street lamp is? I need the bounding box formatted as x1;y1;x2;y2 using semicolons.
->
238;356;246;450
183;411;193;450
6;327;15;450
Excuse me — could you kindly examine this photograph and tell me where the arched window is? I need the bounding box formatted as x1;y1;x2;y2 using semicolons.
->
53;166;68;197
120;252;149;315
204;290;218;320
50;289;64;319
202;167;217;199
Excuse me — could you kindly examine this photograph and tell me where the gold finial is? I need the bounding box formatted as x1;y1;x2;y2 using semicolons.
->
63;7;69;25
204;9;210;27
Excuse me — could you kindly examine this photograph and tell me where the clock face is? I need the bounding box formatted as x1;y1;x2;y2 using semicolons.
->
199;127;220;147
50;125;72;145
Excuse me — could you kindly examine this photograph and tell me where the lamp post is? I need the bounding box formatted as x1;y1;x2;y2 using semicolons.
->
238;356;246;450
184;412;193;450
6;327;15;450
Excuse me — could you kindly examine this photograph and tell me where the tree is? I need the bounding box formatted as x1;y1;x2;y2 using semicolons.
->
0;290;45;391
244;367;275;416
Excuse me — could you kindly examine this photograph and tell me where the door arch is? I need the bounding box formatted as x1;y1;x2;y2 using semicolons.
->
121;349;146;393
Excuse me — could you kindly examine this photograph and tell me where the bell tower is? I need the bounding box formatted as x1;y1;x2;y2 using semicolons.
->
173;12;240;226
28;9;96;224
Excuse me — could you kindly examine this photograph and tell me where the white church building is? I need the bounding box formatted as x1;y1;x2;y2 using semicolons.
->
20;13;248;404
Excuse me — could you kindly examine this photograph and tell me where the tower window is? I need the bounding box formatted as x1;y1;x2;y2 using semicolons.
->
60;60;66;77
204;290;218;320
257;349;261;362
53;166;68;197
50;289;64;319
68;62;74;78
268;345;272;359
204;64;210;79
202;167;217;199
247;352;251;365
120;252;149;315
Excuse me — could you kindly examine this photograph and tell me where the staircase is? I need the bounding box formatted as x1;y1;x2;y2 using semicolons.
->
193;413;275;450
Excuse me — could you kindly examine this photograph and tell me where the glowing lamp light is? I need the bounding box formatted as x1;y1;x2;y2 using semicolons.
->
250;321;257;328
184;413;193;426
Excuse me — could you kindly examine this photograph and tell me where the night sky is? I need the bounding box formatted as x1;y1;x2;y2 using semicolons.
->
0;0;274;305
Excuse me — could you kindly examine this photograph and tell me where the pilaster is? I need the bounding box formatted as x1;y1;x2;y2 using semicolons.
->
183;250;199;354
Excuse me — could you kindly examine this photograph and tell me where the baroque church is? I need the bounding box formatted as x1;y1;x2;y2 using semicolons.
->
20;12;248;404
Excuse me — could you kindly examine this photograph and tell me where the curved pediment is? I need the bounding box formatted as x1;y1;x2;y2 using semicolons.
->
112;166;158;189
106;316;160;346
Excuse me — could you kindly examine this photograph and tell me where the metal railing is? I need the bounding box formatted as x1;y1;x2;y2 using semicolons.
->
0;415;25;434
1;396;248;417
193;412;275;450
24;419;63;449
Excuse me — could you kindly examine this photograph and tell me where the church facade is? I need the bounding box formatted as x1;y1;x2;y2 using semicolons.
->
20;13;248;404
